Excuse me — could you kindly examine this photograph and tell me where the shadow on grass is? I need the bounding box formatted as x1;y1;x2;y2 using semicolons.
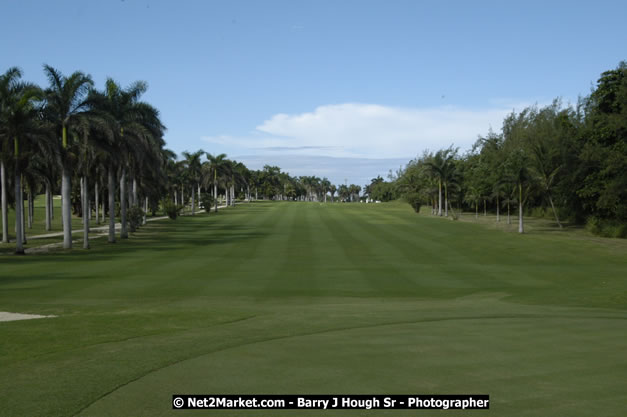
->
0;211;267;264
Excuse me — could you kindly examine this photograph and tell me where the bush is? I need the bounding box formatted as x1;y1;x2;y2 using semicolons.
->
405;192;422;213
200;193;215;213
529;206;549;219
161;200;182;220
127;206;145;232
586;216;627;238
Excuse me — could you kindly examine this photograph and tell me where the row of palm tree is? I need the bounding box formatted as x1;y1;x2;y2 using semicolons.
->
170;155;366;208
1;65;168;254
2;66;373;256
168;152;251;214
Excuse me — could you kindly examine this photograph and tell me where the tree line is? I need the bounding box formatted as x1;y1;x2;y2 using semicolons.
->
0;65;369;255
364;61;627;237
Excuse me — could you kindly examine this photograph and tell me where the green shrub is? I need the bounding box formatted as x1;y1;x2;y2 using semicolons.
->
529;206;549;219
200;193;215;213
586;216;602;235
586;217;627;238
127;206;145;232
161;200;182;220
405;192;422;213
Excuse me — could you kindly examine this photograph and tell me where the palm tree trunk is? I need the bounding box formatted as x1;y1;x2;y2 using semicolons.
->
120;168;128;239
181;185;184;213
80;177;85;225
143;196;147;225
496;196;500;222
548;194;563;228
198;184;201;209
101;188;104;223
1;160;7;243
214;183;218;212
518;183;524;234
444;183;448;217
83;176;90;249
507;202;511;224
128;177;133;209
191;186;196;215
62;165;72;249
14;170;24;254
132;177;138;207
95;182;99;224
45;181;51;231
438;179;442;216
21;179;27;244
475;202;478;219
108;166;116;243
484;199;487;216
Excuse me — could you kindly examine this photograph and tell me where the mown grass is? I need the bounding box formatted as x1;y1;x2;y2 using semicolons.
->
0;194;173;254
0;201;625;417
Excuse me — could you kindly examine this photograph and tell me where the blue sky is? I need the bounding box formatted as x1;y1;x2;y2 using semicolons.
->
2;0;626;186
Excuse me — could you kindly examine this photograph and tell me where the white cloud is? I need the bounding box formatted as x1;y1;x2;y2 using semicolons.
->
202;102;525;159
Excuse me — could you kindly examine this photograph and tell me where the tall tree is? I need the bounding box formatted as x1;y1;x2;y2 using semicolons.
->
424;147;456;216
88;79;164;239
205;153;228;212
0;67;24;243
182;150;204;215
42;65;93;249
0;67;43;253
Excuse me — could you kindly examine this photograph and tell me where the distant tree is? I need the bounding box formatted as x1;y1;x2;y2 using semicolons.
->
182;150;204;215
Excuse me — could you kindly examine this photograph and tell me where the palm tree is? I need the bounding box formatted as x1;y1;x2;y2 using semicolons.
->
73;116;114;249
42;65;93;249
0;67;43;254
424;147;456;216
321;178;331;202
182;150;204;215
464;186;481;219
0;67;24;244
349;184;361;202
329;184;337;202
232;161;250;202
26;142;58;232
88;79;164;239
205;153;228;212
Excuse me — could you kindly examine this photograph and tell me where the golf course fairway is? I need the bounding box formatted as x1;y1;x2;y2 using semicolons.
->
0;201;625;416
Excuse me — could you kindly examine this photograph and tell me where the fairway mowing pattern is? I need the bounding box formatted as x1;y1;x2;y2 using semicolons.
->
0;202;625;417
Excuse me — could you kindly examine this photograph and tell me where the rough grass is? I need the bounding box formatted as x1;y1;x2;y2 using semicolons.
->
0;201;625;417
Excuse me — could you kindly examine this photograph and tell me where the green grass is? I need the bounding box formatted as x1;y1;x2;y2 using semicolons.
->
0;194;166;254
1;195;83;245
0;201;625;417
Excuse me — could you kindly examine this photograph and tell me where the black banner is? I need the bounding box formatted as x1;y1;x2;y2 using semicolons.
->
172;394;489;410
